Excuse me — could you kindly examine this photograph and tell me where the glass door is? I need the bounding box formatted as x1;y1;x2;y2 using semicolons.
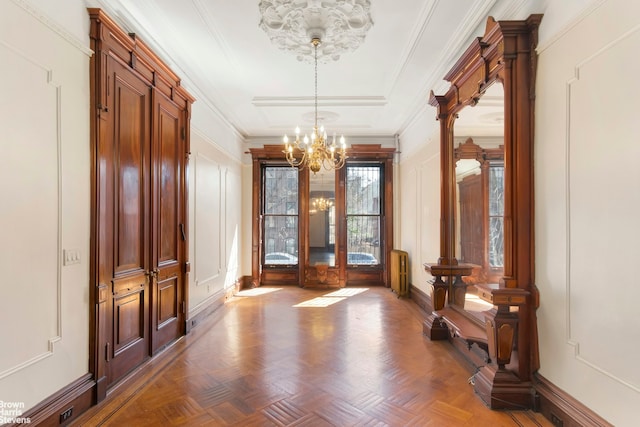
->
262;166;299;267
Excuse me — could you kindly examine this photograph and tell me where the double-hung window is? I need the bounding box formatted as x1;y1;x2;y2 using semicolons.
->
346;164;382;266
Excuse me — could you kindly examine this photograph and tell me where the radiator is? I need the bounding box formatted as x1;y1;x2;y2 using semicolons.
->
390;249;409;297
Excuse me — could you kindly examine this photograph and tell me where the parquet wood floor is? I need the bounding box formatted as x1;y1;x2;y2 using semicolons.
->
73;287;551;426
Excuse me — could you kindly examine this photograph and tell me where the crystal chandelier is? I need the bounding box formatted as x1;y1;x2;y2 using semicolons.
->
283;37;347;174
312;195;334;212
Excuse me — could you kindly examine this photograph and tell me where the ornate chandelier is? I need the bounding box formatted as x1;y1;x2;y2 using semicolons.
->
258;0;373;63
312;195;334;212
282;37;347;174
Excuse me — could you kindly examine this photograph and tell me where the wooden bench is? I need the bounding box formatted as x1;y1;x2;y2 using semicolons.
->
436;307;488;350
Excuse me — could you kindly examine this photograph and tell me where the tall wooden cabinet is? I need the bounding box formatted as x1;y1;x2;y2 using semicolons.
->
89;9;194;400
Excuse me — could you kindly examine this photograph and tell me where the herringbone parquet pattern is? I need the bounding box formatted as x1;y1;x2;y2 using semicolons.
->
73;287;551;426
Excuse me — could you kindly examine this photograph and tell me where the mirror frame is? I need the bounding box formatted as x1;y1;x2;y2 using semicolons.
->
426;15;543;409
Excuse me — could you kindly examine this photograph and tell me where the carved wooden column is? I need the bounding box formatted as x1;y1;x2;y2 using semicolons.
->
422;94;475;340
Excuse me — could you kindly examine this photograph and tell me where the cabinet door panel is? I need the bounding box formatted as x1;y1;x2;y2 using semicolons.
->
157;274;178;327
113;73;150;275
107;59;151;385
151;94;184;354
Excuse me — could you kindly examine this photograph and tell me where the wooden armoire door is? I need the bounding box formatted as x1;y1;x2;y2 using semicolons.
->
106;58;152;384
90;8;194;398
150;91;186;354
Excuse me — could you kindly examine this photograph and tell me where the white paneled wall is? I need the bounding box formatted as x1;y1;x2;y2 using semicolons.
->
0;0;91;409
398;135;440;293
194;152;223;288
535;0;640;423
188;129;242;316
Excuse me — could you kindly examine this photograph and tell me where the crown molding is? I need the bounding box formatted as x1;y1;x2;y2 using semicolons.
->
12;0;93;56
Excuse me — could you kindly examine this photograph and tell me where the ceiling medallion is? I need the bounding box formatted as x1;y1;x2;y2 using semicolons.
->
258;0;374;62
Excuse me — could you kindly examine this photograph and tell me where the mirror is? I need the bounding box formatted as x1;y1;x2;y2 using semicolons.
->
453;83;504;318
308;170;336;267
425;16;542;406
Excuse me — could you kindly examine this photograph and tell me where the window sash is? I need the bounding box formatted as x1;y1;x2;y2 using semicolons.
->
346;165;382;266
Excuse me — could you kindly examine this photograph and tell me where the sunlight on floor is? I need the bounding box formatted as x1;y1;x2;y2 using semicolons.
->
293;296;347;307
235;287;282;297
464;292;494;312
324;288;369;297
293;288;370;308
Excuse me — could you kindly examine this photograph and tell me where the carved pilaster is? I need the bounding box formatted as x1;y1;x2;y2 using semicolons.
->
474;283;530;408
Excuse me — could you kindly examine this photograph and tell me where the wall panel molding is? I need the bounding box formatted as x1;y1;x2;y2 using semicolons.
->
194;152;222;288
0;43;63;379
565;23;640;393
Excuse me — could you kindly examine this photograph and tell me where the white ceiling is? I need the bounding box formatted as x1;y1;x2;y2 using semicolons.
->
93;0;520;144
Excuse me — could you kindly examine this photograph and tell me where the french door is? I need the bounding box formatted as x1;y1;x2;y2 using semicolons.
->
250;146;395;288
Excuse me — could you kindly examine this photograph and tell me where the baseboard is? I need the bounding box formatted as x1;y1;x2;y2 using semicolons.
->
534;374;613;427
8;373;94;427
409;283;434;313
185;280;241;333
240;275;254;290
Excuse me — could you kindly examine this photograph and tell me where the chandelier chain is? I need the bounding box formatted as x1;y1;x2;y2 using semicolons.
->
314;39;318;128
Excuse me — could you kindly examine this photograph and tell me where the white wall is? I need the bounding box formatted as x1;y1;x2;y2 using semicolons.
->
535;0;640;424
0;0;92;410
187;128;242;316
397;125;441;293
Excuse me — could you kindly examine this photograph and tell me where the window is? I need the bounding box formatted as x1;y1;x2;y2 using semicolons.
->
346;165;382;265
250;144;394;287
488;164;504;268
263;166;298;266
